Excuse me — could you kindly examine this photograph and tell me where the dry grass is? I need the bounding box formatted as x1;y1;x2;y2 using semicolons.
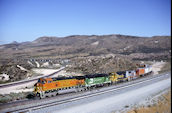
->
0;92;33;103
127;89;171;113
66;56;139;74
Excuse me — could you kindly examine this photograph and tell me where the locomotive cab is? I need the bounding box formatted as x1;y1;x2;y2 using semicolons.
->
34;78;50;95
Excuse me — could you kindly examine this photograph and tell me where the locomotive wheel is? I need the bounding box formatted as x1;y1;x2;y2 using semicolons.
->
36;93;40;97
40;91;45;99
51;93;57;97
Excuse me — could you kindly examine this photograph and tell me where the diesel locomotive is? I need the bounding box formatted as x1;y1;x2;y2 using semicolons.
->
34;64;152;99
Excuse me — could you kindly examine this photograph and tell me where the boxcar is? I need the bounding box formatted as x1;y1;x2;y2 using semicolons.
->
85;74;111;87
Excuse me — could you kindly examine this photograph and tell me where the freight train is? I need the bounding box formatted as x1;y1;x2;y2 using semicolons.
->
34;64;152;99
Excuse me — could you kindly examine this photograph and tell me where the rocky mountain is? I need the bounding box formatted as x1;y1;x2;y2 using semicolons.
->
0;34;170;60
66;55;140;74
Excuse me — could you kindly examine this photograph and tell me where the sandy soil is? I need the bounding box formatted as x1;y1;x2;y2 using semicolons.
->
127;89;171;113
32;68;60;76
151;61;166;75
0;73;9;81
50;70;83;78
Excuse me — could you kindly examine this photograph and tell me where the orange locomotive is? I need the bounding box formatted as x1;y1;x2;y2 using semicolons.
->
34;76;85;98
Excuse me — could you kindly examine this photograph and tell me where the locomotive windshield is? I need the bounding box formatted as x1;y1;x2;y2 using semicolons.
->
38;79;46;84
116;71;126;75
38;79;41;83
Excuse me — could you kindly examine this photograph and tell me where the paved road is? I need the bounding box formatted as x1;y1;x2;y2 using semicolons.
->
0;71;170;113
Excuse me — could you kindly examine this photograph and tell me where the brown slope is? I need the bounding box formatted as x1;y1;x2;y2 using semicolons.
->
0;34;170;60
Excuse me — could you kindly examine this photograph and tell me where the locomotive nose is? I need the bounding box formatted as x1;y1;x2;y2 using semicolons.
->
34;83;37;86
34;83;40;87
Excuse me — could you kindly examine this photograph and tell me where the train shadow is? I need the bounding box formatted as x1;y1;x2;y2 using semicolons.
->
26;93;35;99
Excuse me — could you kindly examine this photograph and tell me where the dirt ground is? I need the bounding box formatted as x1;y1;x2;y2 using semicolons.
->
151;61;166;75
127;89;171;113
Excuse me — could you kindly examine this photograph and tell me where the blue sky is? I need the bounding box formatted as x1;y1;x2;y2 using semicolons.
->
0;0;171;44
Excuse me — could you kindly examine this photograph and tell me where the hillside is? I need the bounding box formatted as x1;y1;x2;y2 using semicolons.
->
0;34;171;60
0;34;171;82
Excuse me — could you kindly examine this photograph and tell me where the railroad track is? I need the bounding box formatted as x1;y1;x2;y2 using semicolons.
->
1;71;170;113
0;67;65;88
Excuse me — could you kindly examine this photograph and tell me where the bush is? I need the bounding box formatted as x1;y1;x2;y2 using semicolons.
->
0;92;33;103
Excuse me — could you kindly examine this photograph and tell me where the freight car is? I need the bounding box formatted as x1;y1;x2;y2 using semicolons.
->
116;65;152;81
136;64;152;77
144;65;152;75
